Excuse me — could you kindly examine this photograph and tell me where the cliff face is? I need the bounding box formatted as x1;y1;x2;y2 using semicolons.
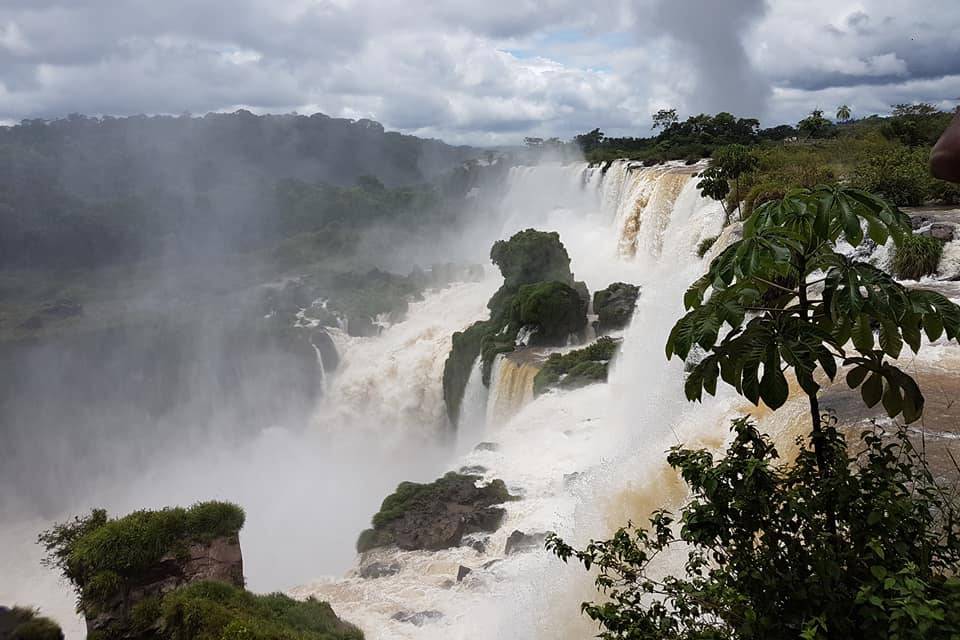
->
85;535;244;639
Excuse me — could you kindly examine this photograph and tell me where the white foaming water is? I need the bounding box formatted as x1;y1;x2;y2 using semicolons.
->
293;162;742;639
313;279;498;445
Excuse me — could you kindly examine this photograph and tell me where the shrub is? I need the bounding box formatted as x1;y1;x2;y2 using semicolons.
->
159;580;363;640
549;419;960;640
852;147;931;206
489;229;573;289
510;281;587;343
695;236;718;259
39;502;245;608
0;607;64;640
533;337;619;395
892;233;944;280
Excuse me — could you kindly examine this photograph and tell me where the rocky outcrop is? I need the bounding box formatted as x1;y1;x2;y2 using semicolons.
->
391;610;443;626
356;473;516;553
503;530;548;555
358;561;401;579
510;281;587;345
593;283;640;333
533;337;620;395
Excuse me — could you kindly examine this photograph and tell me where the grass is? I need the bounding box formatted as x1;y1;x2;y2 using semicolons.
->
893;234;945;280
39;502;245;608
696;236;719;258
159;580;363;640
533;337;620;395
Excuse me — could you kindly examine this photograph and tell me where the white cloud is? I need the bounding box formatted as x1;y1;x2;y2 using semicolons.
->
0;0;958;145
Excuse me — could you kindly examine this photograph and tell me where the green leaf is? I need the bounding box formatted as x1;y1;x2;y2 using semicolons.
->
878;320;903;359
861;373;883;408
852;314;874;352
846;365;869;389
870;565;888;581
759;355;789;410
881;378;903;418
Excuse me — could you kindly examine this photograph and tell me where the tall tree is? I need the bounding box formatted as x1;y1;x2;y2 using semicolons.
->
836;104;852;122
651;108;679;130
696;144;758;223
667;186;960;474
798;109;833;139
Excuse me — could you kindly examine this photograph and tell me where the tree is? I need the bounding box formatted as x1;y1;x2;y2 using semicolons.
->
836;104;852;122
574;128;605;154
798;109;833;139
696;144;758;223
652;109;679;130
667;186;960;474
549;186;960;639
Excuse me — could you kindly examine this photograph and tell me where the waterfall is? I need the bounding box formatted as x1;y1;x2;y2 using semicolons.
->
455;357;488;452
484;354;542;427
312;344;329;395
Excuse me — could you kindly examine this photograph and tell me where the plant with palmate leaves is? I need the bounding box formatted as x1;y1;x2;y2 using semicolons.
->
666;185;960;473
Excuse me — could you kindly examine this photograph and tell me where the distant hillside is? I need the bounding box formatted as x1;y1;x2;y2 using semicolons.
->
0;111;480;269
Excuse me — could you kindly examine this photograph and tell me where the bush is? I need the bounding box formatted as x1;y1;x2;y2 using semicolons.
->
489;229;573;289
893;233;944;280
695;236;718;259
510;281;587;343
39;502;245;608
159;580;362;640
549;419;960;640
852;147;931;206
0;607;64;640
533;337;619;395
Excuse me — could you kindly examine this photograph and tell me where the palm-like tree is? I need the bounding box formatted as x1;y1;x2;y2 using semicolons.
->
836;104;852;122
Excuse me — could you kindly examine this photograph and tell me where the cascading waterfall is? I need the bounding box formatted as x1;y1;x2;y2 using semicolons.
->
484;354;542;427
312;344;329;395
293;161;757;639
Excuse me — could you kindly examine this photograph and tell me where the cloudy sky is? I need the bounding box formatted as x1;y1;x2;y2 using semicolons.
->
1;0;958;145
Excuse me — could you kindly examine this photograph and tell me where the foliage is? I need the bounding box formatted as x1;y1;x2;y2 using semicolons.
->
882;103;953;147
852;147;936;206
667;185;960;470
696;145;758;221
892;233;945;280
159;580;363;640
39;502;245;607
797;109;835;139
533;337;620;395
695;236;719;259
837;104;852;122
652;109;679;130
510;281;587;343
548;418;960;640
357;472;514;552
575;128;605;154
0;607;64;640
490;229;574;289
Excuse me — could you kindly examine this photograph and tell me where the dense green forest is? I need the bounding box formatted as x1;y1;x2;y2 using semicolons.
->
0;111;479;269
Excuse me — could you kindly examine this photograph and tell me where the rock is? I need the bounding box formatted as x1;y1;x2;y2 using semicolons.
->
911;215;933;230
481;559;501;570
457;565;472;582
391;610;444;626
459;465;488;475
462;533;488;554
356;472;515;552
923;223;956;242
593;283;640;333
346;315;378;337
359;561;401;579
474;442;499;452
490;229;574;289
504;530;548;555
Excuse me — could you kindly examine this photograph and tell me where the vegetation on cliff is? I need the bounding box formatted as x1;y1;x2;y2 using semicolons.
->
157;580;363;640
39;501;245;611
592;283;640;333
357;472;515;553
443;229;581;425
533;337;620;395
551;185;960;638
0;607;63;640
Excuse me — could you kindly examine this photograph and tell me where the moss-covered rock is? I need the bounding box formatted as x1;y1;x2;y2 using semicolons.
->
533;337;620;395
39;502;246;639
356;472;516;553
0;607;63;640
157;580;362;640
510;282;587;344
490;229;574;289
592;283;640;333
